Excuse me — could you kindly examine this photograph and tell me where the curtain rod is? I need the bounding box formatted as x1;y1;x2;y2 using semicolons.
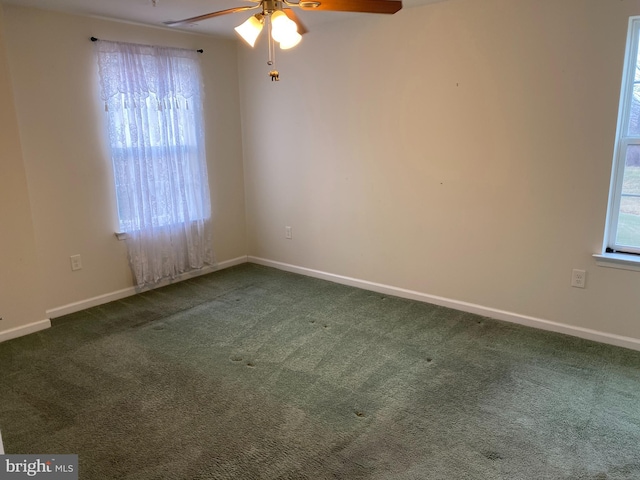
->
90;37;203;54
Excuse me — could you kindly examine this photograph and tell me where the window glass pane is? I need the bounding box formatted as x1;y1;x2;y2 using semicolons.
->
627;37;640;136
631;87;640;136
634;37;640;82
616;145;640;248
622;145;640;194
616;198;640;248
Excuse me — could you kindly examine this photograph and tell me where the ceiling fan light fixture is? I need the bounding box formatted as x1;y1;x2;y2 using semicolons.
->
279;31;302;49
234;14;264;47
299;1;321;8
270;10;298;43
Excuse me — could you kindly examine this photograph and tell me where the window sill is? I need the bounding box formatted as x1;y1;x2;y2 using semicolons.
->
593;252;640;272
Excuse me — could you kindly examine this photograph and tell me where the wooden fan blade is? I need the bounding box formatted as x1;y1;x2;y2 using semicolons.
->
283;9;309;35
299;0;401;14
164;6;259;26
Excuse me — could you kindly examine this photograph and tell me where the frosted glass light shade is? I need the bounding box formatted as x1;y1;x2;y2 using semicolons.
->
271;10;298;43
279;32;302;49
235;15;264;47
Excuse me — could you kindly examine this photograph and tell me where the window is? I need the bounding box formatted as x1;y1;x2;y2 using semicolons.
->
606;17;640;255
96;40;213;286
109;93;207;232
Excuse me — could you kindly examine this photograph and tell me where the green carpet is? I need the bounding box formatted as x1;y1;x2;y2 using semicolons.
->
1;263;640;479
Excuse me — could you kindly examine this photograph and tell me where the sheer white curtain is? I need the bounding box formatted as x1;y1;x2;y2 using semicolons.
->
96;40;214;286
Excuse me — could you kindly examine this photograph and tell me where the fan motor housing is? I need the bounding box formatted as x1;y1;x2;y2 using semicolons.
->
263;0;283;14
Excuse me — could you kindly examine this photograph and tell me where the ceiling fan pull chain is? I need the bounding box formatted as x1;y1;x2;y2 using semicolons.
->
267;15;275;66
266;16;280;81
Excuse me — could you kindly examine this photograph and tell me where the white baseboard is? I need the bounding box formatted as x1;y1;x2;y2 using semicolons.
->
0;319;51;344
35;253;640;352
46;256;248;319
248;256;640;352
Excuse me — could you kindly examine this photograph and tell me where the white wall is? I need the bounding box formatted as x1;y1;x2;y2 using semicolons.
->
0;5;47;336
239;0;640;341
2;6;247;314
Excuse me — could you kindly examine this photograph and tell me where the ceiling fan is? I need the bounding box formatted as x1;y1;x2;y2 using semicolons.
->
164;0;402;80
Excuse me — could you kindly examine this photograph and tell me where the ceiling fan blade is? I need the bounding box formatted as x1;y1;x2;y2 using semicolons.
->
299;0;401;14
164;6;259;26
283;8;309;35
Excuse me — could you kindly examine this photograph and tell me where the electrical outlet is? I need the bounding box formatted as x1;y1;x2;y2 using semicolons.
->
571;269;586;288
70;254;82;271
285;226;292;239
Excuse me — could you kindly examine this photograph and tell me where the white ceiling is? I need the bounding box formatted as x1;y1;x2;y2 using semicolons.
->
0;0;445;38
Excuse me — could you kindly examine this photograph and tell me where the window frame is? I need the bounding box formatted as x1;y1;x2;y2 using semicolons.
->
605;16;640;255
